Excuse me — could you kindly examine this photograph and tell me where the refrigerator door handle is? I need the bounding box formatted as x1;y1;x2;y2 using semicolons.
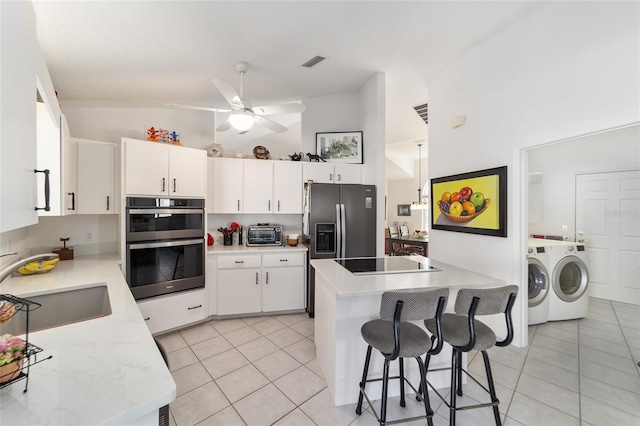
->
335;203;342;258
340;203;346;258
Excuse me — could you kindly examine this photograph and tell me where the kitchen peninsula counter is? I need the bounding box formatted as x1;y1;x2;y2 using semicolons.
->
0;254;174;425
310;255;505;406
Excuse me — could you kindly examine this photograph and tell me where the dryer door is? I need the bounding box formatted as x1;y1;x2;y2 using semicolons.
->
528;258;549;307
552;255;589;302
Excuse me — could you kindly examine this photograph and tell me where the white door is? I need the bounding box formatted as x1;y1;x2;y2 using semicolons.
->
169;145;206;197
60;115;77;215
262;266;305;312
77;142;115;214
125;139;169;196
303;162;335;184
576;170;640;304
334;164;362;184
243;160;273;213
273;162;302;214
211;158;244;213
217;268;262;315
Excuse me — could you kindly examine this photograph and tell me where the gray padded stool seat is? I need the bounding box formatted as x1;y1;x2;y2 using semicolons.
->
355;288;448;426
423;285;518;426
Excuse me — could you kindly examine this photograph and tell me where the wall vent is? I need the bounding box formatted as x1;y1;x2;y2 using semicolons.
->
302;56;326;68
413;102;428;125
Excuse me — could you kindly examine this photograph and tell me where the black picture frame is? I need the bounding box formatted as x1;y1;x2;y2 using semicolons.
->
430;166;507;237
316;131;363;164
397;204;411;216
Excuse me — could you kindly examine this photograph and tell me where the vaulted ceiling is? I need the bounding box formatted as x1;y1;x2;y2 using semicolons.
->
32;0;543;169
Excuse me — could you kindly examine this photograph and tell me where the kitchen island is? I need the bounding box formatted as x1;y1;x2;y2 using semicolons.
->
310;256;505;406
0;254;175;425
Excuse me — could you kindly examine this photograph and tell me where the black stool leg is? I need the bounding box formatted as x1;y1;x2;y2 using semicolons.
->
416;356;434;426
456;350;463;397
380;358;391;426
356;345;373;415
482;351;502;426
399;358;406;407
449;349;458;426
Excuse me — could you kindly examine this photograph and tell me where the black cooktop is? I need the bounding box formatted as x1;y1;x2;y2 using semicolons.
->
336;257;439;276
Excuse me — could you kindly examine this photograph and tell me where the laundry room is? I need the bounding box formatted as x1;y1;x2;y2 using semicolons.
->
527;123;640;324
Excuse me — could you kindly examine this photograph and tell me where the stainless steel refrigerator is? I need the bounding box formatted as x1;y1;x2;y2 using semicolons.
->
303;182;376;316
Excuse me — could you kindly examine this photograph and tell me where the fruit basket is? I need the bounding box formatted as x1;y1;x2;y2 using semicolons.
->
439;198;491;223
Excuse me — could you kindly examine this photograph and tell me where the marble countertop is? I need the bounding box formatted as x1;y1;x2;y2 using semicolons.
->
310;255;504;297
207;244;308;255
0;254;175;425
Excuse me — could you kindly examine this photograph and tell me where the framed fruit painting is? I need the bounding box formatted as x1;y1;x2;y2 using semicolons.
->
430;166;507;237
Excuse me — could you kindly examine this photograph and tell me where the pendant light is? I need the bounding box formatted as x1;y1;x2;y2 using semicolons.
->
410;143;428;210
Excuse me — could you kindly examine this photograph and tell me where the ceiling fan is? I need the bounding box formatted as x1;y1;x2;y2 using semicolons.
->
168;61;306;133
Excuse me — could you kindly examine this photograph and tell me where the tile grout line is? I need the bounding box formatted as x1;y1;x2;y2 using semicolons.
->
610;302;640;377
502;323;536;423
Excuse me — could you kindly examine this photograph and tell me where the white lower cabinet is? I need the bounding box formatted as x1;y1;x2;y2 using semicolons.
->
137;289;206;334
215;252;305;316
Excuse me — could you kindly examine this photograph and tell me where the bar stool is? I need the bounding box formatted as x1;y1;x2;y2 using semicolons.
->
356;288;448;426
422;285;518;426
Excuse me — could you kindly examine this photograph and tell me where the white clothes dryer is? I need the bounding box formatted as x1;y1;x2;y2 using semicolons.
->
546;242;590;321
527;239;551;325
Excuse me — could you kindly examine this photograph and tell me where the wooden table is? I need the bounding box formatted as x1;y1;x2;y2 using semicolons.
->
387;236;429;256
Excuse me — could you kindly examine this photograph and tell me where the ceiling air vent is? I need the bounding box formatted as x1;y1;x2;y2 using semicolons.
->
302;56;326;68
413;102;428;125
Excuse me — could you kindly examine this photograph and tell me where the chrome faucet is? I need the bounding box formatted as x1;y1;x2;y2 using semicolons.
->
0;252;60;285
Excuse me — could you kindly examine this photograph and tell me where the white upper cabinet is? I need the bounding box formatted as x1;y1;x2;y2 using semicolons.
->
61;115;77;214
77;140;116;214
210;158;303;214
210;157;243;213
1;2;39;231
124;138;206;198
302;162;362;184
243;160;273;214
273;161;303;214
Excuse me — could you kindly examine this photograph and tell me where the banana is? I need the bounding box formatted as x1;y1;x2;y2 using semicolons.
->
17;258;60;275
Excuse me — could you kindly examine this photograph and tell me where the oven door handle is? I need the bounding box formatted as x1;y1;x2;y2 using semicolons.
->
128;208;203;215
128;239;204;250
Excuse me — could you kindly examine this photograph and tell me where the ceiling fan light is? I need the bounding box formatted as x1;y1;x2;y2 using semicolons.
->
229;110;254;131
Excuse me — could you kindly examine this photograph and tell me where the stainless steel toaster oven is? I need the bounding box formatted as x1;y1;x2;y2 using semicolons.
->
246;225;283;246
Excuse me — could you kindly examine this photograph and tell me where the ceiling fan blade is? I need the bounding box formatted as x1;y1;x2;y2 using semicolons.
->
252;103;306;115
216;117;232;132
212;78;249;109
167;103;230;112
254;115;287;133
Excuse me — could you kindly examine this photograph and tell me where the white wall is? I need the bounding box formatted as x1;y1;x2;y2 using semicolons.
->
427;1;640;346
387;179;424;233
528;124;640;238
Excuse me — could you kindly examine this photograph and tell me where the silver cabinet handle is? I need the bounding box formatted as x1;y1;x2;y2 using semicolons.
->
277;200;281;211
280;259;288;262
187;305;202;310
162;178;166;192
173;178;177;193
238;200;241;211
34;169;51;211
144;317;150;321
268;200;271;211
255;272;259;285
235;260;244;264
338;174;342;182
329;173;333;182
106;195;110;211
266;271;269;285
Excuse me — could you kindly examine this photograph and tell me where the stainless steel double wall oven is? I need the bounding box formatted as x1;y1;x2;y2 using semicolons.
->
126;197;205;300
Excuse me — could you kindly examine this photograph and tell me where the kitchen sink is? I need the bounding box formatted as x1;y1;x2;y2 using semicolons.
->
0;284;112;335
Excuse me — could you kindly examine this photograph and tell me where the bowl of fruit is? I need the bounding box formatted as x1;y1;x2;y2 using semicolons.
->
438;186;490;223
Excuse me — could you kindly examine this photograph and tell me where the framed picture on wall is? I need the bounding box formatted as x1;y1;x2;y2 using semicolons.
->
431;166;507;237
316;131;363;163
397;204;411;216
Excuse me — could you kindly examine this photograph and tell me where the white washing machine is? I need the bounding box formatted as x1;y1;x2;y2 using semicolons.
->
527;239;551;325
546;241;590;321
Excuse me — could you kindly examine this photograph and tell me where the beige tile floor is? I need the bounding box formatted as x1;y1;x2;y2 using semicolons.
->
157;297;640;426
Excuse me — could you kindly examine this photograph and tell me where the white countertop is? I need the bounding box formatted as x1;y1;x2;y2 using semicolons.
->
310;255;504;297
0;254;175;425
207;244;308;255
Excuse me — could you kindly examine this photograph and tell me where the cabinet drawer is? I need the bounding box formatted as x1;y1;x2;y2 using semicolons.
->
262;253;305;267
217;254;261;269
137;289;205;334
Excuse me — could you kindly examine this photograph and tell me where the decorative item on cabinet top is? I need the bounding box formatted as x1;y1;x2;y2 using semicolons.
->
253;146;270;160
207;143;224;157
146;127;181;145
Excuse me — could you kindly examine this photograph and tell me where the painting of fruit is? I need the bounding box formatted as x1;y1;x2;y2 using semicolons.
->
430;166;507;237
